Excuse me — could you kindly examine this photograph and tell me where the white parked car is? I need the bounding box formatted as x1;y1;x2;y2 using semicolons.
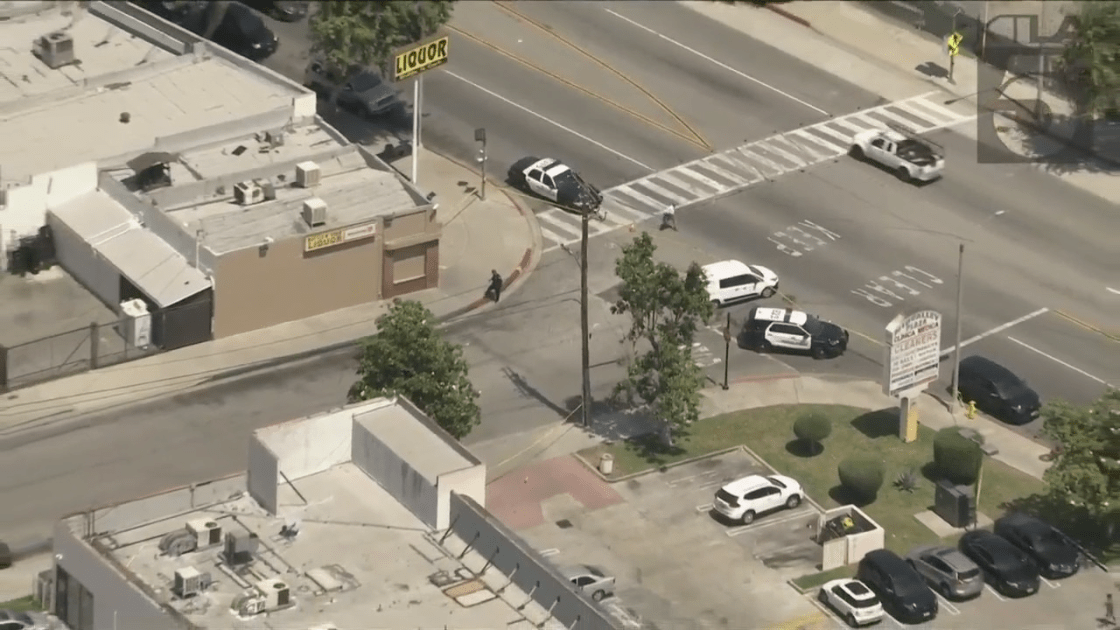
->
702;260;779;307
712;474;802;524
818;578;885;627
849;126;944;183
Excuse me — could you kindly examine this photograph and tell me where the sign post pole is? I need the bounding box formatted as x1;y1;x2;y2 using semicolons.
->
411;78;420;185
951;243;965;414
391;35;450;186
883;310;943;443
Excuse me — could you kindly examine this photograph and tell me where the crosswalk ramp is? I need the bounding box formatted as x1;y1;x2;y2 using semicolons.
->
538;92;974;253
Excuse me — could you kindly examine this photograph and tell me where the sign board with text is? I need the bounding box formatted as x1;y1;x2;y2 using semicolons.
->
393;35;450;82
304;222;377;253
882;310;942;398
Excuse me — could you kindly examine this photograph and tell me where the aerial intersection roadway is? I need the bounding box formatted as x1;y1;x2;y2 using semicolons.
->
1;0;1115;548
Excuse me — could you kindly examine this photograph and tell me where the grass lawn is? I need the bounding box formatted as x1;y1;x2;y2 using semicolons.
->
580;404;1046;557
0;595;44;612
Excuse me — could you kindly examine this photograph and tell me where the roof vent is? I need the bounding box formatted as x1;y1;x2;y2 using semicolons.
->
295;161;320;188
33;31;75;69
255;579;292;610
234;180;264;206
302;198;327;228
223;532;259;566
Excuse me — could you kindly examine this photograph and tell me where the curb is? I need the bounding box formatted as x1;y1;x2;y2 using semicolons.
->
1054;310;1120;343
764;3;813;29
573;444;746;483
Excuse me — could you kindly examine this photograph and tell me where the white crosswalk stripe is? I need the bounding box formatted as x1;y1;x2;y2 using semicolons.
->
539;93;976;253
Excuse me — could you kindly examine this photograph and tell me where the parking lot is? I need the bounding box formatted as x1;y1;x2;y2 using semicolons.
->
806;560;1111;629
506;451;828;629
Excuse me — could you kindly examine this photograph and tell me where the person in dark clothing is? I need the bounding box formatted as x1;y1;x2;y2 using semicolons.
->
1107;593;1115;624
487;270;503;302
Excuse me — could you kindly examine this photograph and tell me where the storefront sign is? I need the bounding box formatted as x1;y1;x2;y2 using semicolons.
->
304;222;377;252
882;310;942;398
394;36;450;82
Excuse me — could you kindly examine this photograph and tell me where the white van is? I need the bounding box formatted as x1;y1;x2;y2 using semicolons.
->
702;260;780;307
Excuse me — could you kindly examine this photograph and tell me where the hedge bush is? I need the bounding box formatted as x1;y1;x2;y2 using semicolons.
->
838;456;885;503
793;412;832;454
933;428;983;485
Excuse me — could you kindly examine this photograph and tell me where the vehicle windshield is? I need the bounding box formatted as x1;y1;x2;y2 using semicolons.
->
585;565;606;577
234;7;268;38
958;567;981;580
802;317;824;336
715;489;739;507
766;476;786;489
552;169;579;189
350;71;384;92
1029;530;1066;552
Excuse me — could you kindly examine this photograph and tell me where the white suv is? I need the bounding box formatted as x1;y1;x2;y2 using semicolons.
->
702;260;779;307
713;474;803;524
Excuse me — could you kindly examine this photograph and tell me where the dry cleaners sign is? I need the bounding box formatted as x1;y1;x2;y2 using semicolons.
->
882;310;942;397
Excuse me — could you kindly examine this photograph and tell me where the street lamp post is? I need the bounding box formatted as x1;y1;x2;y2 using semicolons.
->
474;128;487;200
951;242;966;414
580;209;592;428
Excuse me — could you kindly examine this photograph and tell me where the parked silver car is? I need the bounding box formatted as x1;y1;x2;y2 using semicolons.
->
559;565;615;601
0;609;51;630
906;544;984;600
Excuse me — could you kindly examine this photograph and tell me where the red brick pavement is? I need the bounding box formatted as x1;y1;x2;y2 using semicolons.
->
486;455;623;530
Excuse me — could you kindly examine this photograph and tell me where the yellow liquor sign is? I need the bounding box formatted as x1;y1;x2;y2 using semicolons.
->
394;36;449;82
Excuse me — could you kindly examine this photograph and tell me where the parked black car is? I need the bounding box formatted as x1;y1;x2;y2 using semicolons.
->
856;549;938;623
994;513;1081;578
207;2;279;60
959;530;1040;597
242;0;309;22
956;355;1041;425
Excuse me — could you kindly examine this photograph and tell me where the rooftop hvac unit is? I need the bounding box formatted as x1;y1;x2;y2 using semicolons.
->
302;198;328;228
307;625;339;630
255;579;292;610
295;161;321;188
33;31;75;69
186;518;223;549
119;299;151;349
235;592;266;616
234;180;264;205
173;566;213;598
159;529;198;557
223;532;260;566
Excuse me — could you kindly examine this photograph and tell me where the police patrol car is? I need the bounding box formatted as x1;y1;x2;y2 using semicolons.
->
507;157;603;213
738;307;849;359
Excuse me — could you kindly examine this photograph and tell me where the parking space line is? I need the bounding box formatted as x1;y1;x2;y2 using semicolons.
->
665;470;719;486
1007;336;1115;387
603;600;642;629
695;503;714;512
539;548;560;557
933;591;961;615
985;584;1008;601
698;479;727;490
1040;576;1060;589
726;509;814;537
806;596;844;628
939;307;1049;358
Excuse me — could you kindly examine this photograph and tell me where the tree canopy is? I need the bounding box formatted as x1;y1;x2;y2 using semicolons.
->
310;1;456;74
610;232;714;441
1042;389;1120;517
1061;1;1120;116
349;299;480;440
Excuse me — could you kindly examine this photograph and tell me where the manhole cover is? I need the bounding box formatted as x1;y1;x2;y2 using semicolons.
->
555;519;573;529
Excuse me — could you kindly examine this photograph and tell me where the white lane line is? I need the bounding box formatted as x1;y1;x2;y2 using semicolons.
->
442;70;653;171
933;591;961;615
984;584;1008;601
1040;576;1060;589
539;548;560;557
726;509;814;537
603;9;830;116
1108;287;1120;295
939;307;1050;358
1007;337;1114;387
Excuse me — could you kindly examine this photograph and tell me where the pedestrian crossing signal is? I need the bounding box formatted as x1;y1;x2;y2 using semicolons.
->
947;32;963;56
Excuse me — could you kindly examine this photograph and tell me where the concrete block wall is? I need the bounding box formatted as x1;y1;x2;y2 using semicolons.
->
256;408;354;482
247;435;279;515
435;465;486;530
447;494;618;630
80;475;245;535
351;416;439;527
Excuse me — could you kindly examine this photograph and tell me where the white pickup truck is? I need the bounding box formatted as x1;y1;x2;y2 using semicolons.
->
849;127;944;183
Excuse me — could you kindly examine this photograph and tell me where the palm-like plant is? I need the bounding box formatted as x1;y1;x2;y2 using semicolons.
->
1060;1;1120;116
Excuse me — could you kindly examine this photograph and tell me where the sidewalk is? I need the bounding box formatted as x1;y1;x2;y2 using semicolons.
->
0;150;543;434
472;375;1049;483
680;0;1120;204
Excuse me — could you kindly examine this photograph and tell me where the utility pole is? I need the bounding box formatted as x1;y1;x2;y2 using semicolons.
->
580;209;592;428
474;128;487;200
950;243;965;414
1035;0;1046;119
722;312;731;390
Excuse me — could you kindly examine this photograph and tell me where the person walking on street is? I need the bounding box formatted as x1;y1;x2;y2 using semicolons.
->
1107;593;1115;624
487;270;503;302
661;204;678;231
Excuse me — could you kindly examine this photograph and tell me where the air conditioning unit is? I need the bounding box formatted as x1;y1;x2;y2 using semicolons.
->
236;593;266;616
119;299;151;349
234;180;264;205
173;566;212;598
159;529;197;557
33;31;75;69
186;519;222;549
302;198;328;227
255;579;292;610
223;532;260;566
295;161;321;188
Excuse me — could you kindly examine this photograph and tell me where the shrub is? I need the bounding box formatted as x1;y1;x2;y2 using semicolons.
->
838;456;885;503
933;428;983;485
793;412;832;454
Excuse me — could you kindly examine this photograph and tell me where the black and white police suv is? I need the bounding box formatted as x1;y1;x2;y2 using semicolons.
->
738;307;849;359
508;157;603;212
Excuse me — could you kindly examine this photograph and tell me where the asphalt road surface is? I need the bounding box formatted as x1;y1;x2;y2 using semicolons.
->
3;0;1116;546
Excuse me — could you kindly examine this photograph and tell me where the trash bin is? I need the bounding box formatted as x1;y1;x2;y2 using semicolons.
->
599;454;614;475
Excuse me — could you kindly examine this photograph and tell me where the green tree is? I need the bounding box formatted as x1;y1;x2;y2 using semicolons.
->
933;427;983;485
310;1;456;75
793;411;832;456
349;299;480;440
611;232;714;443
838;456;885;504
1060;1;1120;116
1042;389;1120;527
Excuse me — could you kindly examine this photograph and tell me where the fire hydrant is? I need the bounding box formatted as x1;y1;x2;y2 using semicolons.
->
966;400;977;419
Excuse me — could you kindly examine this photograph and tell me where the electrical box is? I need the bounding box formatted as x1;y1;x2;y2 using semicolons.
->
120;299;151;348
